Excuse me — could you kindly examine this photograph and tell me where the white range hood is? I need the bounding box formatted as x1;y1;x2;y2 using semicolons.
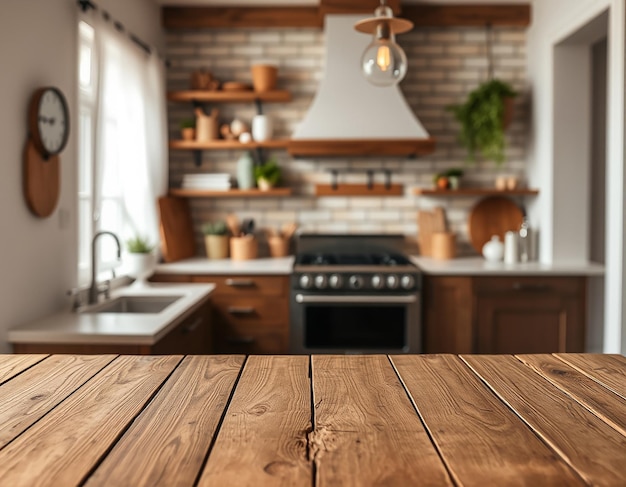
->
288;14;436;157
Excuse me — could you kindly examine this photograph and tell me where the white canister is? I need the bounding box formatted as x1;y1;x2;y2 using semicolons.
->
251;115;273;142
504;231;518;264
482;235;504;262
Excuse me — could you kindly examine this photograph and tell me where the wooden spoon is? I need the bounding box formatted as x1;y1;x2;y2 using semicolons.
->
281;223;298;240
226;214;240;237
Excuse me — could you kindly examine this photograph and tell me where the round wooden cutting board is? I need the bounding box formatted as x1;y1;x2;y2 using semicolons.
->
24;140;60;218
468;196;524;253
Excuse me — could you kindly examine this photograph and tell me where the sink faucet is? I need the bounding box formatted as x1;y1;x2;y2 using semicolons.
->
88;231;122;305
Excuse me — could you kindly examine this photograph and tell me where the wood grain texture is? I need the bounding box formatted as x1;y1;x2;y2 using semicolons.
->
169;188;292;198
468;195;524;253
163;7;322;29
158;196;196;263
319;0;400;15
23;140;60;218
555;353;626;400
167;90;292;103
0;354;47;384
311;355;451;487
462;354;626;486
86;356;244;487
403;4;531;27
288;138;436;157
391;354;584;486
315;183;403;196
0;355;115;450
197;355;311;486
168;138;289;150
0;355;181;487
414;188;539;197
518;354;626;437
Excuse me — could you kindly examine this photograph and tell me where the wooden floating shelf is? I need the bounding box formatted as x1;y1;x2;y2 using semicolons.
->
170;188;292;198
169;139;290;150
315;184;404;197
167;90;292;103
413;188;540;197
288;138;436;157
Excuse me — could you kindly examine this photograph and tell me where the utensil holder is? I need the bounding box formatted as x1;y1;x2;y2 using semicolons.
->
268;236;289;258
431;232;456;260
251;64;277;92
205;235;229;259
230;236;258;261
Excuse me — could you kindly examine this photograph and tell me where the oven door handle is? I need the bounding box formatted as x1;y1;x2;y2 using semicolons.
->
295;294;417;304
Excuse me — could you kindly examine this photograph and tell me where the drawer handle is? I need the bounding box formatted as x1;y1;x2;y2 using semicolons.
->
227;306;256;315
181;317;202;334
512;282;550;292
226;336;256;345
225;279;255;288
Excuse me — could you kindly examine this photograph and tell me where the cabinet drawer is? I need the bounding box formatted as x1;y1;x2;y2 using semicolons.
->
152;305;210;354
191;275;287;297
474;277;584;296
212;297;289;324
214;322;288;354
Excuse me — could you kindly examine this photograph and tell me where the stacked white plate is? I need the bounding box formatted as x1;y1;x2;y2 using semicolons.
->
181;173;232;191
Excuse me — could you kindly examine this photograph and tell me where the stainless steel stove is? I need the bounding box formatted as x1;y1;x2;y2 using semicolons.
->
290;234;422;354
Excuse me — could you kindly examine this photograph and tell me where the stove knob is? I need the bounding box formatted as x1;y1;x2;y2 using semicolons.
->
371;274;384;289
386;274;399;290
401;274;415;290
329;274;343;289
349;275;364;290
299;274;313;290
314;274;328;289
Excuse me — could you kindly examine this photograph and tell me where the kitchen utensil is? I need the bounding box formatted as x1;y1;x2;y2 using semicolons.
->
281;222;298;240
158;196;196;262
482;235;504;262
195;107;219;141
468;196;524;253
251;64;278;92
241;218;255;235
226;214;241;237
432;207;447;233
417;210;432;256
268;236;289;258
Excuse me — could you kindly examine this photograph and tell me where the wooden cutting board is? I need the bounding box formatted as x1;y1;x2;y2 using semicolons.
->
468;196;524;253
158;196;196;262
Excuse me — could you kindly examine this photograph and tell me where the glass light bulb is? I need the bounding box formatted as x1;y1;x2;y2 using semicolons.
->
361;38;407;87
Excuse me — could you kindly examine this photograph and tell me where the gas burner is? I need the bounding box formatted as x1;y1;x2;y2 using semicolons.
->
299;253;337;266
373;253;411;266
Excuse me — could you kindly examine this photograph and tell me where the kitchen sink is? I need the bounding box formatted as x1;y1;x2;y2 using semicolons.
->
82;295;183;314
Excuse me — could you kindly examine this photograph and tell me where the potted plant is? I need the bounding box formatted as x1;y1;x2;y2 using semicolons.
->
449;79;517;165
180;118;196;141
254;159;281;191
201;220;229;259
125;236;156;287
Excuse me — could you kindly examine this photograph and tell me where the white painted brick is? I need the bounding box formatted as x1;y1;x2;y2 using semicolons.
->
249;32;281;44
316;198;350;209
265;45;299;56
349;198;384;209
298;210;332;222
315;222;350;233
232;45;264;57
214;32;248;43
332;210;366;221
283;32;318;43
369;210;401;221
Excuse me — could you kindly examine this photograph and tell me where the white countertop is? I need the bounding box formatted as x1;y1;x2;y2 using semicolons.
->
8;283;215;346
156;256;294;275
411;256;605;276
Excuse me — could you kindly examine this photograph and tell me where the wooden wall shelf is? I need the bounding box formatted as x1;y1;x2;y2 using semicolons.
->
170;188;292;198
414;188;539;197
169;139;290;151
167;90;292;104
288;138;436;157
315;184;404;197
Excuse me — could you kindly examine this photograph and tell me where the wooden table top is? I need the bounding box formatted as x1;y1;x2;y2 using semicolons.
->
0;354;624;486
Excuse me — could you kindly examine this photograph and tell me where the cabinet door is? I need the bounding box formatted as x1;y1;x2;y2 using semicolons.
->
423;276;474;354
475;278;585;354
151;302;211;354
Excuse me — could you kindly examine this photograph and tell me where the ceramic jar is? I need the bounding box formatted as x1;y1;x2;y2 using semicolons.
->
482;235;504;262
252;115;273;142
236;152;255;190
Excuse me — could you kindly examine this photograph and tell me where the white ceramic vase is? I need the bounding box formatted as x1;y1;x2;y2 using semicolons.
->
252;115;273;142
125;252;157;287
482;235;504;262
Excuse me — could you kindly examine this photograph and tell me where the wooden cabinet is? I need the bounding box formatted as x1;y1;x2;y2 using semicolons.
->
12;299;212;355
423;276;586;354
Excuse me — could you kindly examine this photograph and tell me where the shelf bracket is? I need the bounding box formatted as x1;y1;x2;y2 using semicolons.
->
331;169;339;190
193;150;203;167
255;99;263;115
384;169;392;189
366;170;374;190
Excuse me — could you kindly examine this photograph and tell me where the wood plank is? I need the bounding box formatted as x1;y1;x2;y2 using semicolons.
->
169;138;290;151
0;355;115;450
163;7;322;29
414;188;539;197
86;356;244;487
319;0;401;15
311;355;451;487
518;354;626;437
288;138;436;157
167;90;292;103
158;196;196;263
555;353;626;400
463;354;626;486
315;183;403;197
169;187;292;198
391;354;584;486
403;4;532;28
0;355;181;487
197;355;311;486
0;354;47;384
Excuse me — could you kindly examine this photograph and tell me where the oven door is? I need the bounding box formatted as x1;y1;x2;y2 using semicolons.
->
290;294;421;354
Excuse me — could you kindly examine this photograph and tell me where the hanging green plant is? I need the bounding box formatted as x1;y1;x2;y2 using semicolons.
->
448;79;517;165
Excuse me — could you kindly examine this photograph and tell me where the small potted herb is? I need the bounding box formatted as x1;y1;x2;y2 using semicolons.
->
125;236;156;287
254;159;281;191
449;79;516;165
201;220;229;259
180;118;196;141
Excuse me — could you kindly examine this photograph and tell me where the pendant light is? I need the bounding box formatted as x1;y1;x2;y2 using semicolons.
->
354;0;413;87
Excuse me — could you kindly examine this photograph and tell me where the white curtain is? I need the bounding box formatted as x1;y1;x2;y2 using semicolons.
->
91;13;167;255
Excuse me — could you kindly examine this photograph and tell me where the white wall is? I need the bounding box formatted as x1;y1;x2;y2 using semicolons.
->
0;0;163;353
526;0;625;353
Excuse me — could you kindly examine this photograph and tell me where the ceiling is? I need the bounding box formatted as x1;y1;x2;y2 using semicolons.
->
155;0;529;5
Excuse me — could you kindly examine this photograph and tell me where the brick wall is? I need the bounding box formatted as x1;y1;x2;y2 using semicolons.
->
166;26;528;256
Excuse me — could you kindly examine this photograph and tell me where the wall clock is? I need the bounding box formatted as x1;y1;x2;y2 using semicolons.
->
23;87;70;218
